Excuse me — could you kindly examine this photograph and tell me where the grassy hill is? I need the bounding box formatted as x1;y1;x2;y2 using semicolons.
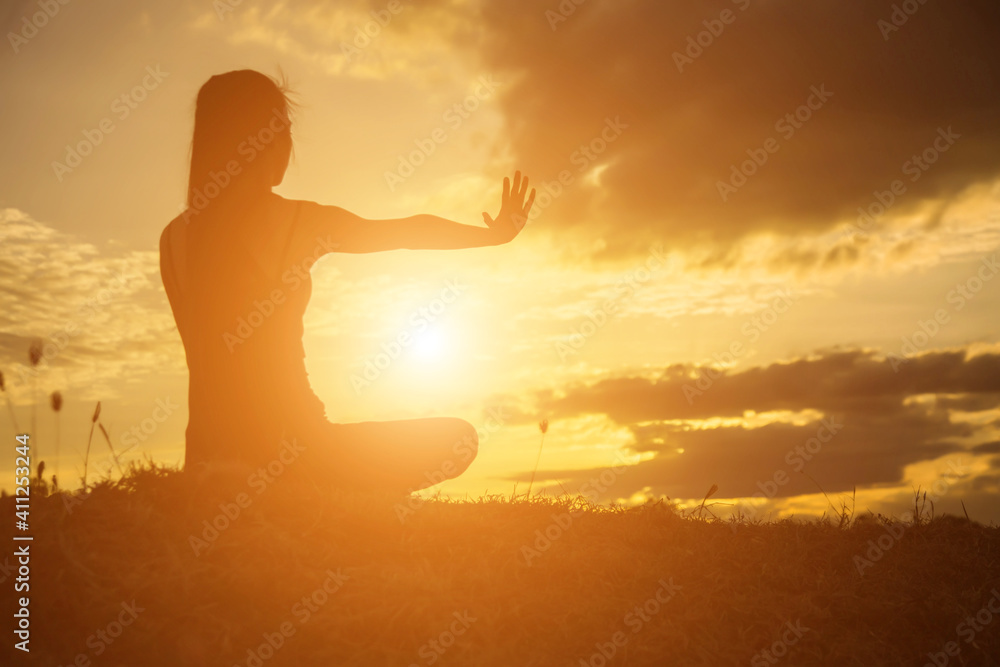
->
3;463;999;666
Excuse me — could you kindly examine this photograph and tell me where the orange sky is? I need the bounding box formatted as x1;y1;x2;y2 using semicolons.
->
2;0;999;522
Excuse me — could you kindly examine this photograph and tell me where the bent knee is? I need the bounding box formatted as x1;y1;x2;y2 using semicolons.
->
447;418;479;475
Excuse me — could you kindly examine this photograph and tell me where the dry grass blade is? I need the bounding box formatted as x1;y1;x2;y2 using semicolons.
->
99;422;124;476
83;401;101;490
800;470;844;525
526;419;549;498
28;339;42;465
51;390;62;485
0;369;21;433
697;483;719;518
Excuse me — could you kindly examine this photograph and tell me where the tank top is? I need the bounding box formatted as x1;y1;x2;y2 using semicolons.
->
160;198;328;469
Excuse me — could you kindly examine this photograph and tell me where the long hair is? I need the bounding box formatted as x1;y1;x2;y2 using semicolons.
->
186;70;296;214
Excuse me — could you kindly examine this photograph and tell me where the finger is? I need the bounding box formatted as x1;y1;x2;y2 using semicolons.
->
511;170;521;200
523;188;536;216
482;212;493;225
502;177;510;206
519;176;530;200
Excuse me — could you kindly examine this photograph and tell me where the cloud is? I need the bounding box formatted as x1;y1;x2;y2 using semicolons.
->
461;0;1000;255
0;209;177;400
190;0;480;82
517;348;1000;500
538;348;1000;421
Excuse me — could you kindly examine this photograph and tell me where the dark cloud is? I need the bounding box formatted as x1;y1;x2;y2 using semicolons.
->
517;349;1000;500
972;441;1000;454
470;0;1000;255
538;349;1000;422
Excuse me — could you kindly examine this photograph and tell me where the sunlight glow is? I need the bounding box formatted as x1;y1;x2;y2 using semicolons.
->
411;327;447;360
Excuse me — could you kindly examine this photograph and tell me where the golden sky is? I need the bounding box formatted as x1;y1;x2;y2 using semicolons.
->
2;0;1000;521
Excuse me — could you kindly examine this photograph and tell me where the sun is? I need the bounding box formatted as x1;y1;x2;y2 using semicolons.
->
410;327;447;360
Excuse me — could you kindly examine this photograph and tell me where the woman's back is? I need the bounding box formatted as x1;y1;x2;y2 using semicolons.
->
160;195;327;470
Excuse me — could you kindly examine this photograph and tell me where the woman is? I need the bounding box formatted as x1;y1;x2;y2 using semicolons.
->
159;70;534;494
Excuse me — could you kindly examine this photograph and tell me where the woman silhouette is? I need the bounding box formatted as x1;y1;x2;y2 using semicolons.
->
159;70;535;493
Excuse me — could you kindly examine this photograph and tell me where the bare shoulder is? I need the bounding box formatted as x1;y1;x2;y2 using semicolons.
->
274;194;361;221
270;194;330;222
159;217;174;254
159;214;187;253
274;194;355;246
264;195;339;260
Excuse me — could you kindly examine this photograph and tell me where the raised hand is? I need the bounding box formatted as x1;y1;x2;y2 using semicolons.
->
482;170;536;244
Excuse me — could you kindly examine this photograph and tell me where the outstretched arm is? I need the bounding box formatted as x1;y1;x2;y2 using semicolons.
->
302;171;536;254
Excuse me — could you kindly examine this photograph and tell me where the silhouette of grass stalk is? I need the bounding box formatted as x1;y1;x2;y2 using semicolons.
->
526;419;548;497
99;422;124;477
29;339;42;473
697;483;719;519
51;391;63;487
0;370;21;433
83;401;101;490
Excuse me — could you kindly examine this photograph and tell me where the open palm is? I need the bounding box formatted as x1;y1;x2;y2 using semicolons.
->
483;170;536;243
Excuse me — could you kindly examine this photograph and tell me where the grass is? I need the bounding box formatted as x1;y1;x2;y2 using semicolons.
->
2;462;998;666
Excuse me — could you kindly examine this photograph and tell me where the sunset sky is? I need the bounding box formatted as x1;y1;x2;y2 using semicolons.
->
2;0;999;522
